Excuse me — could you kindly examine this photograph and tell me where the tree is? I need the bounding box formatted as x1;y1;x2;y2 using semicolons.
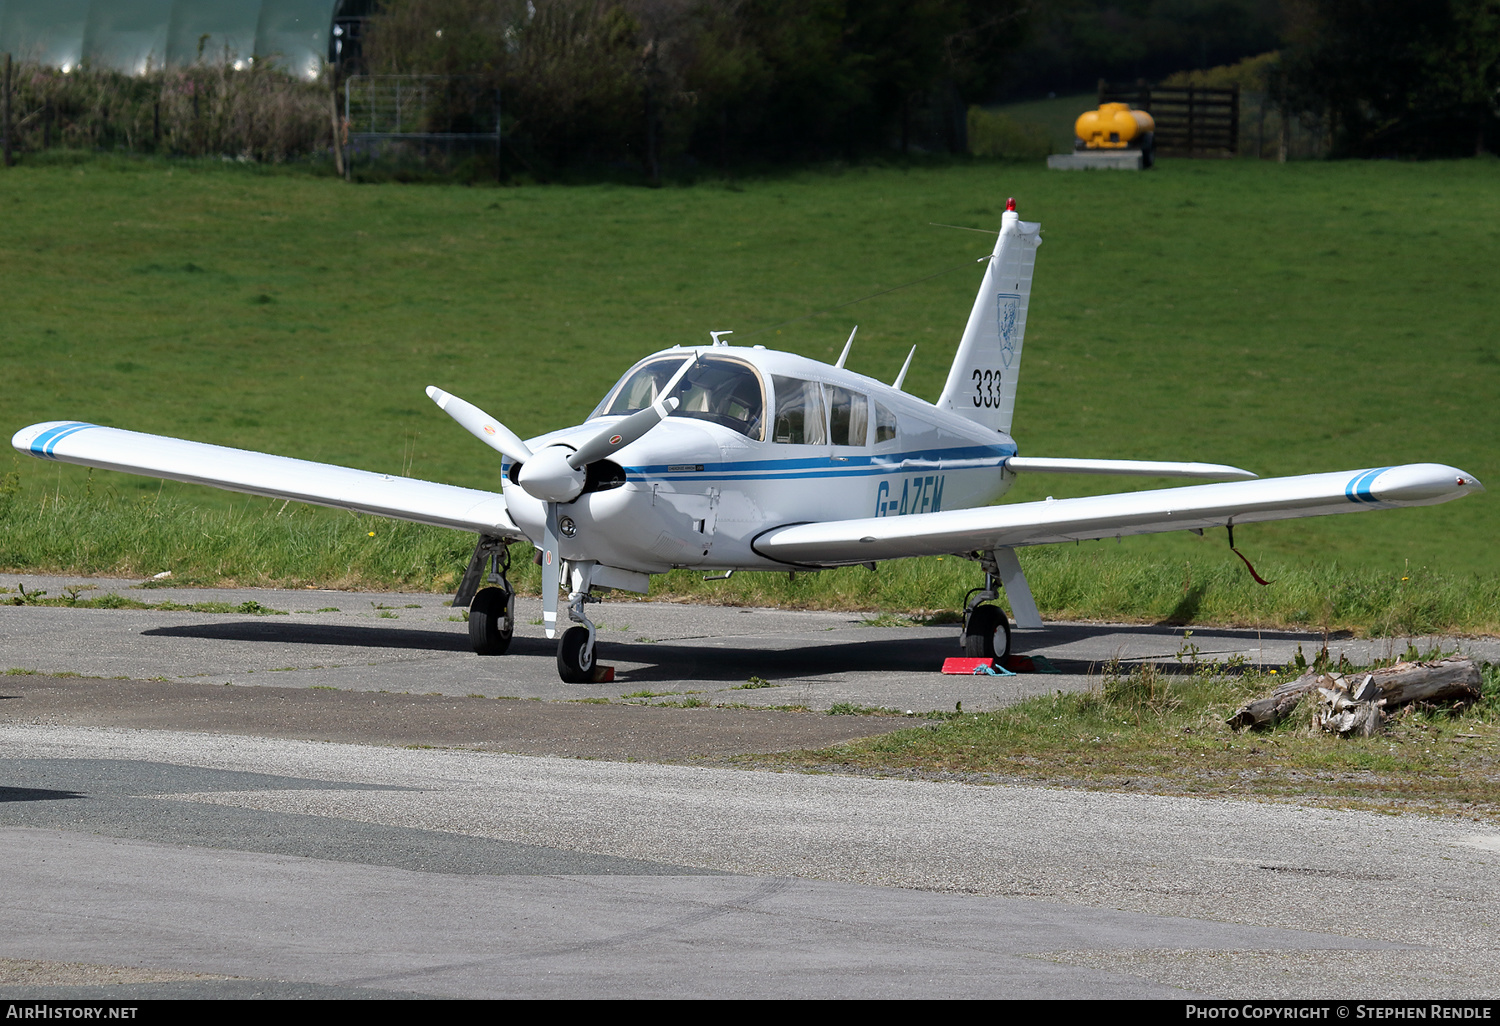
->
361;0;1032;170
1278;0;1500;156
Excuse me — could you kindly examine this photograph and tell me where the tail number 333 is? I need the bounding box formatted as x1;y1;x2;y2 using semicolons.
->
972;368;1003;408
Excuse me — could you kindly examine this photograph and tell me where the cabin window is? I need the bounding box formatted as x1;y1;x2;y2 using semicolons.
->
771;376;828;445
603;356;765;440
827;386;869;446
874;402;898;444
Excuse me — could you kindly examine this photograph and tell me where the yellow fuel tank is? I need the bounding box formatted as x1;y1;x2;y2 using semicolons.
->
1075;103;1155;149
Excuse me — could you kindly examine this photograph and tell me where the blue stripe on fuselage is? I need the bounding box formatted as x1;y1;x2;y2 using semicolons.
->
623;443;1015;483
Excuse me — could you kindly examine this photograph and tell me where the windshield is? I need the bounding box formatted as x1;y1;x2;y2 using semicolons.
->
604;356;765;440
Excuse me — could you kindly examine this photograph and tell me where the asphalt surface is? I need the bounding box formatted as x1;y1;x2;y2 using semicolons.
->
1;576;1497;999
4;573;1496;713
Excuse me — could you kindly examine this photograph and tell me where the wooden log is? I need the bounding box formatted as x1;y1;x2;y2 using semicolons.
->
1227;670;1324;730
1355;658;1482;707
1228;658;1481;732
1316;685;1385;736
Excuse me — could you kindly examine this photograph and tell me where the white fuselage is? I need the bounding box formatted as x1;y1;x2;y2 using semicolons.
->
500;345;1017;573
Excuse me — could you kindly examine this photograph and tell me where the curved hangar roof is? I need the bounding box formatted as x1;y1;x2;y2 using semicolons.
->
0;0;338;79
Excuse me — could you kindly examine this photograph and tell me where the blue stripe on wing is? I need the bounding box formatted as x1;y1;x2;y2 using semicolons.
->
29;422;97;460
1344;467;1391;504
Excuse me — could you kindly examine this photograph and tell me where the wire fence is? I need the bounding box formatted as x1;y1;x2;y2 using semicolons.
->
340;74;500;177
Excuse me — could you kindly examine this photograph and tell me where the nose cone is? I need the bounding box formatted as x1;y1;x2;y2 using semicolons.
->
516;446;587;503
1368;463;1484;504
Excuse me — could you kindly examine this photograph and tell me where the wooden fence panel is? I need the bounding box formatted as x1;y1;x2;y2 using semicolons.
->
1098;80;1239;156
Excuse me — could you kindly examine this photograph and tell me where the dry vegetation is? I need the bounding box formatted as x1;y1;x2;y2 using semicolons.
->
753;658;1500;822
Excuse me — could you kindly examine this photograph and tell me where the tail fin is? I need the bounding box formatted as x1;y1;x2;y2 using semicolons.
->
936;200;1042;436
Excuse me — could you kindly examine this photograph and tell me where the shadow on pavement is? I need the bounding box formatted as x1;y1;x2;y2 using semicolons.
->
138;620;1111;681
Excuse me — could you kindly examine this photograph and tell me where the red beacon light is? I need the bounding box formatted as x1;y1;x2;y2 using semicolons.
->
1005;197;1017;212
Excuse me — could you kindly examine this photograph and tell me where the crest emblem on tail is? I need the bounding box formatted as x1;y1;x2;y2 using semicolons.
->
998;296;1019;368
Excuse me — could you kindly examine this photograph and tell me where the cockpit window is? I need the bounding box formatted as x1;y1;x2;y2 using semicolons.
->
604;356;765;440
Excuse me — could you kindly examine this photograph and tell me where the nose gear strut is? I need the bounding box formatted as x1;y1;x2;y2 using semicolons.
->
556;560;603;683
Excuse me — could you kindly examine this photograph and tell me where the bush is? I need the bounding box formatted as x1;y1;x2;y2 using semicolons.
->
4;58;332;162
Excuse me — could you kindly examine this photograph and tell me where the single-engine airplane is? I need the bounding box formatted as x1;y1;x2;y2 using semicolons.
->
12;200;1484;682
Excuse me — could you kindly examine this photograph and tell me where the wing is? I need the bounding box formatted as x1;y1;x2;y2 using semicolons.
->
12;421;523;538
753;464;1483;566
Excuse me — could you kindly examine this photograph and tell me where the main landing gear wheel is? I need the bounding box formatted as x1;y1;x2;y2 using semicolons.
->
963;604;1012;661
468;586;514;656
557;625;596;684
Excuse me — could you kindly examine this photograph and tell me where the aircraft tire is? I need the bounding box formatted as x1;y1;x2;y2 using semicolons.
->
557;625;596;683
468;586;514;656
963;604;1012;661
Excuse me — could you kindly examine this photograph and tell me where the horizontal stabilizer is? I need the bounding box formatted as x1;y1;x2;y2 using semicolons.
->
12;421;522;537
1007;457;1256;481
753;463;1482;566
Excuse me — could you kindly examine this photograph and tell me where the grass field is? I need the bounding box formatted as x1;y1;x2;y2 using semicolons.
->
1;154;1496;630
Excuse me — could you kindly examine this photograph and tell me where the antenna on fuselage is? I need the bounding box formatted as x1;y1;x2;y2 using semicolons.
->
892;345;916;391
834;325;857;369
710;330;733;346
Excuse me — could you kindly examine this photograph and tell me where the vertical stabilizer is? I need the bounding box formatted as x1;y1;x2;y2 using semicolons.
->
936;200;1042;436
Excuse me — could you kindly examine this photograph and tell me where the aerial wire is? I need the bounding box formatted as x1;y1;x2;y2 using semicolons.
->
735;250;990;342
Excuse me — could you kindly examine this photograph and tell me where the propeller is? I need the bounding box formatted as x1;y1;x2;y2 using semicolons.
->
424;386;532;464
426;356;694;637
567;395;679;469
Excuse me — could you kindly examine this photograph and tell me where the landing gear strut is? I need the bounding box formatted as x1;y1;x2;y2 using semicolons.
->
459;535;515;656
960;551;1012;661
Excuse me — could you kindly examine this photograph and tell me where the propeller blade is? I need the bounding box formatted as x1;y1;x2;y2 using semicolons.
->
425;386;533;464
567;396;679;471
565;355;694;471
541;503;561;639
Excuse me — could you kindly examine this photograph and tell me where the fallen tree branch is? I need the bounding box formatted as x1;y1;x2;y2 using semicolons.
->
1229;658;1481;733
1226;670;1323;731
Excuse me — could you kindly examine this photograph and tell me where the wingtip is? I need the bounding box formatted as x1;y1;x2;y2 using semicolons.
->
425;385;447;408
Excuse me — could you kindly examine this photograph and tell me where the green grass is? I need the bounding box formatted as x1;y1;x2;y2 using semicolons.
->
0;156;1496;628
1;581;287;614
763;660;1500;820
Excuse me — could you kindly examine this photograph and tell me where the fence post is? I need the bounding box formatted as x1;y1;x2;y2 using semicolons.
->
4;53;12;168
330;70;345;179
1186;86;1196;154
1230;84;1240;156
342;77;352;181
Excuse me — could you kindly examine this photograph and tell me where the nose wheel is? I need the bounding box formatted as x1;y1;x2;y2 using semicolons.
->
554;577;603;683
557;625;597;683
